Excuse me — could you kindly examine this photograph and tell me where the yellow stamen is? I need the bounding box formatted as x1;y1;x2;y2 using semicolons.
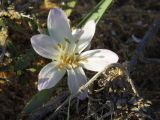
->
54;39;87;70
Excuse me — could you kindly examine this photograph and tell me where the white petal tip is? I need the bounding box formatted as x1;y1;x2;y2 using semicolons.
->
37;85;43;91
81;49;119;72
49;8;62;16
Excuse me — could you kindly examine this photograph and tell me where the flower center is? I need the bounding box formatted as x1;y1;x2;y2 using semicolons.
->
53;39;86;70
56;52;80;69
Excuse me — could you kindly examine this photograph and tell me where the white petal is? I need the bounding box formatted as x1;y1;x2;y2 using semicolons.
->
47;8;73;43
72;29;84;41
31;34;58;59
81;49;119;72
38;62;66;90
77;20;96;53
67;67;87;100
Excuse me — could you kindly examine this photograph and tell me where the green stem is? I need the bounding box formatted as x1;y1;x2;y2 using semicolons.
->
67;95;71;120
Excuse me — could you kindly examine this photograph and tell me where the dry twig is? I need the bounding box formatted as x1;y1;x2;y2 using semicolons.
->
128;17;160;72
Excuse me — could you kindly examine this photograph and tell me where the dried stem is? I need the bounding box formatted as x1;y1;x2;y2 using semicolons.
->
54;63;139;115
128;17;160;72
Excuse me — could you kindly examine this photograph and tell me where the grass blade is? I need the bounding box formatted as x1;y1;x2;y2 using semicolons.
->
23;88;53;113
77;0;113;27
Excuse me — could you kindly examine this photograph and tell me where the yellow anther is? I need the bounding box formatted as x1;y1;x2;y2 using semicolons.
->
54;39;87;70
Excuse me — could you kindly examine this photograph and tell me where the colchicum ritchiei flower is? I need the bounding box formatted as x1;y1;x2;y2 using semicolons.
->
31;8;119;99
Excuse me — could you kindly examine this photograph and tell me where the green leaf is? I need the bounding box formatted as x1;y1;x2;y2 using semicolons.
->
22;0;113;114
77;0;113;27
23;88;53;113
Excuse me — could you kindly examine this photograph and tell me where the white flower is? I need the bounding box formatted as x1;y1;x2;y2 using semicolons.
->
31;8;119;99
